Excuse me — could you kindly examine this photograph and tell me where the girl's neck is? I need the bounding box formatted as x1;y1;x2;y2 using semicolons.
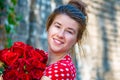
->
47;51;67;66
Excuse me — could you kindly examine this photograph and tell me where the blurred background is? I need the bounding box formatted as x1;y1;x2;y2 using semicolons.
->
0;0;120;80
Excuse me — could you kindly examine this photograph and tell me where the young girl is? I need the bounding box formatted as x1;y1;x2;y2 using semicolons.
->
41;0;88;80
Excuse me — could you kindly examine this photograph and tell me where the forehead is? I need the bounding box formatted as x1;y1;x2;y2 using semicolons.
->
53;14;79;29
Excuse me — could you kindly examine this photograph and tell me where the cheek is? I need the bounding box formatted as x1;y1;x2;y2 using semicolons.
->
48;26;55;34
47;30;51;42
47;27;55;41
47;27;52;36
67;36;77;46
47;30;53;38
48;27;59;38
47;31;52;42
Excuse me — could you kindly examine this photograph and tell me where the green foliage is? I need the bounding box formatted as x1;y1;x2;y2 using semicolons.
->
11;0;17;6
0;0;6;10
6;38;13;48
5;24;11;34
0;67;4;75
0;0;22;48
0;61;5;75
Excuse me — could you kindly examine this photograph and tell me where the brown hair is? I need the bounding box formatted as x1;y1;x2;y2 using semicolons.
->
46;0;88;56
68;0;88;57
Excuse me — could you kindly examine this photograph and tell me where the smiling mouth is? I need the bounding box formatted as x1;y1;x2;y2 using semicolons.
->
53;38;64;45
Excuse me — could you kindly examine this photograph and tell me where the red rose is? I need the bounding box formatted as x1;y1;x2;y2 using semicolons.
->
2;69;18;80
29;69;43;79
0;50;19;66
0;41;48;80
18;73;30;80
10;41;26;57
35;49;48;63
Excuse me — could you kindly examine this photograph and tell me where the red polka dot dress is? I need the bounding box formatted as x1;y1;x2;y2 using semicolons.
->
43;54;76;80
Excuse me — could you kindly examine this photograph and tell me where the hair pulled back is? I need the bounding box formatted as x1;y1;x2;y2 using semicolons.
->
46;0;88;56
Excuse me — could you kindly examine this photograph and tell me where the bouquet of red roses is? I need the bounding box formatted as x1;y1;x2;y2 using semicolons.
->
0;41;48;80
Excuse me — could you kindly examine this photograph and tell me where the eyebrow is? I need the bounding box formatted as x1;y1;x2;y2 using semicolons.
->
67;27;76;33
54;21;76;33
54;22;61;26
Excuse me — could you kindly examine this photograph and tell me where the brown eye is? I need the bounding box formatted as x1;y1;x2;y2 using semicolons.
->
54;24;61;29
54;22;61;29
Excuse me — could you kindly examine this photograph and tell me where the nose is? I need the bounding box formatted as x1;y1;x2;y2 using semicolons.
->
57;30;64;38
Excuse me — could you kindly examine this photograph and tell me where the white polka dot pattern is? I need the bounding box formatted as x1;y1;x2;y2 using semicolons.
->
43;54;76;80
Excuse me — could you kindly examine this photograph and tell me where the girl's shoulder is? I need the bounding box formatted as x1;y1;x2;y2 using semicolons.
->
43;54;76;79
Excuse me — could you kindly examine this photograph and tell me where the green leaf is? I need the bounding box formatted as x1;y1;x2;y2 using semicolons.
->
7;6;15;14
0;67;4;75
11;0;17;6
5;24;11;34
0;0;5;10
6;38;13;48
16;15;23;21
9;24;16;33
8;13;16;25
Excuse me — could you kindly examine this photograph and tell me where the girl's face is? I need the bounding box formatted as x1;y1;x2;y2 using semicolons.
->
47;14;79;54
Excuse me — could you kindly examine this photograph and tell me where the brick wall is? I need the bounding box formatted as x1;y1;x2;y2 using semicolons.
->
81;0;120;80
